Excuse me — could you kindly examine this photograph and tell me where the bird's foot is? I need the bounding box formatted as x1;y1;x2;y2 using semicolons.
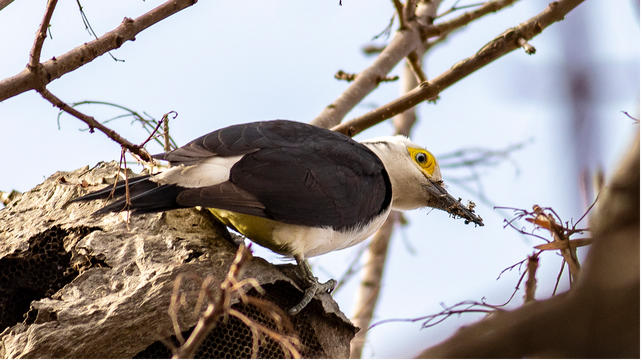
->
288;278;336;316
288;255;336;315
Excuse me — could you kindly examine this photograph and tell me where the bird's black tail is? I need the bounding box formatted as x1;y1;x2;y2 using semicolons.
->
72;174;188;215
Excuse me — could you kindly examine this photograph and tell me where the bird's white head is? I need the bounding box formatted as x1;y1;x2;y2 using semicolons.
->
361;135;442;211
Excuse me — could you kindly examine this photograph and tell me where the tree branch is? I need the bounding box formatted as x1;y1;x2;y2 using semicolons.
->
392;0;406;30
29;0;58;70
424;0;518;38
349;20;428;355
332;0;585;137
38;88;154;163
0;0;197;102
417;135;640;358
0;0;13;12
310;0;518;129
349;211;398;359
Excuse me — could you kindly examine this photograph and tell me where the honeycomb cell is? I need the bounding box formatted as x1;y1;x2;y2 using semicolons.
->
0;226;97;330
134;282;330;358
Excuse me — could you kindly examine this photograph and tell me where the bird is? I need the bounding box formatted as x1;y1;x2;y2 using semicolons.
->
73;119;483;315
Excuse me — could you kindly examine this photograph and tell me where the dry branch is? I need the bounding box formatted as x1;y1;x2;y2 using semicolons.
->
0;0;197;102
417;135;640;358
349;19;428;355
39;89;154;163
333;0;585;137
0;0;13;12
29;0;58;70
311;0;517;129
349;211;398;359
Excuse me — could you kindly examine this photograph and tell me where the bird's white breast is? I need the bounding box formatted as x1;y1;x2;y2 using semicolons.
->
273;208;391;258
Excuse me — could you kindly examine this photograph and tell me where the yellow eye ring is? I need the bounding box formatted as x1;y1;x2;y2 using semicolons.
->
408;147;436;176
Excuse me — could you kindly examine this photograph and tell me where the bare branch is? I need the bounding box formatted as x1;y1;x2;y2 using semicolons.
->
427;0;519;37
403;0;417;23
523;254;538;303
350;211;398;359
74;0;123;62
29;0;58;70
0;0;197;102
417;136;639;359
0;0;14;12
333;0;585;137
435;1;487;20
311;0;518;129
392;0;406;30
405;50;428;83
38;88;154;163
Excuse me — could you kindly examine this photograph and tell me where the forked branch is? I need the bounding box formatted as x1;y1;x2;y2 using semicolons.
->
332;0;585;137
0;0;197;102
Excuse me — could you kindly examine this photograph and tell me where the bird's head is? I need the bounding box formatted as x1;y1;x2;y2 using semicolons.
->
361;135;483;226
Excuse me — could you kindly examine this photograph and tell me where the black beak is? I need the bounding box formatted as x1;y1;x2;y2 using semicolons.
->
424;179;484;226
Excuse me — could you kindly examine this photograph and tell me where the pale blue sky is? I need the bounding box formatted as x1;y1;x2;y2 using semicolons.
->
0;1;638;357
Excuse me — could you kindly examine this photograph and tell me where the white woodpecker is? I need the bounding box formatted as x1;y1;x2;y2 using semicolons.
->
74;120;483;315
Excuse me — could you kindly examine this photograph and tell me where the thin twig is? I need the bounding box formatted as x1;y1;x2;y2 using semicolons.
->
29;0;58;70
163;112;174;151
332;0;585;137
57;101;179;150
406;50;428;83
368;297;508;331
0;0;198;102
38;88;154;163
75;0;123;62
229;307;301;359
311;0;516;129
435;1;486;20
392;0;406;29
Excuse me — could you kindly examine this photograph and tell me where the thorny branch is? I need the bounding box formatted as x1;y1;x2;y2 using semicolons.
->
332;0;585;137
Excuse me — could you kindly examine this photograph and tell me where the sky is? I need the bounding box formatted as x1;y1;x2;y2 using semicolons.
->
0;0;639;358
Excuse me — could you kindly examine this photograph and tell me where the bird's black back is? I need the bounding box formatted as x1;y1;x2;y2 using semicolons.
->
76;120;392;231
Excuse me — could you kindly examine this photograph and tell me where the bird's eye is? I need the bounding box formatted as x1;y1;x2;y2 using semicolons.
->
408;147;437;176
